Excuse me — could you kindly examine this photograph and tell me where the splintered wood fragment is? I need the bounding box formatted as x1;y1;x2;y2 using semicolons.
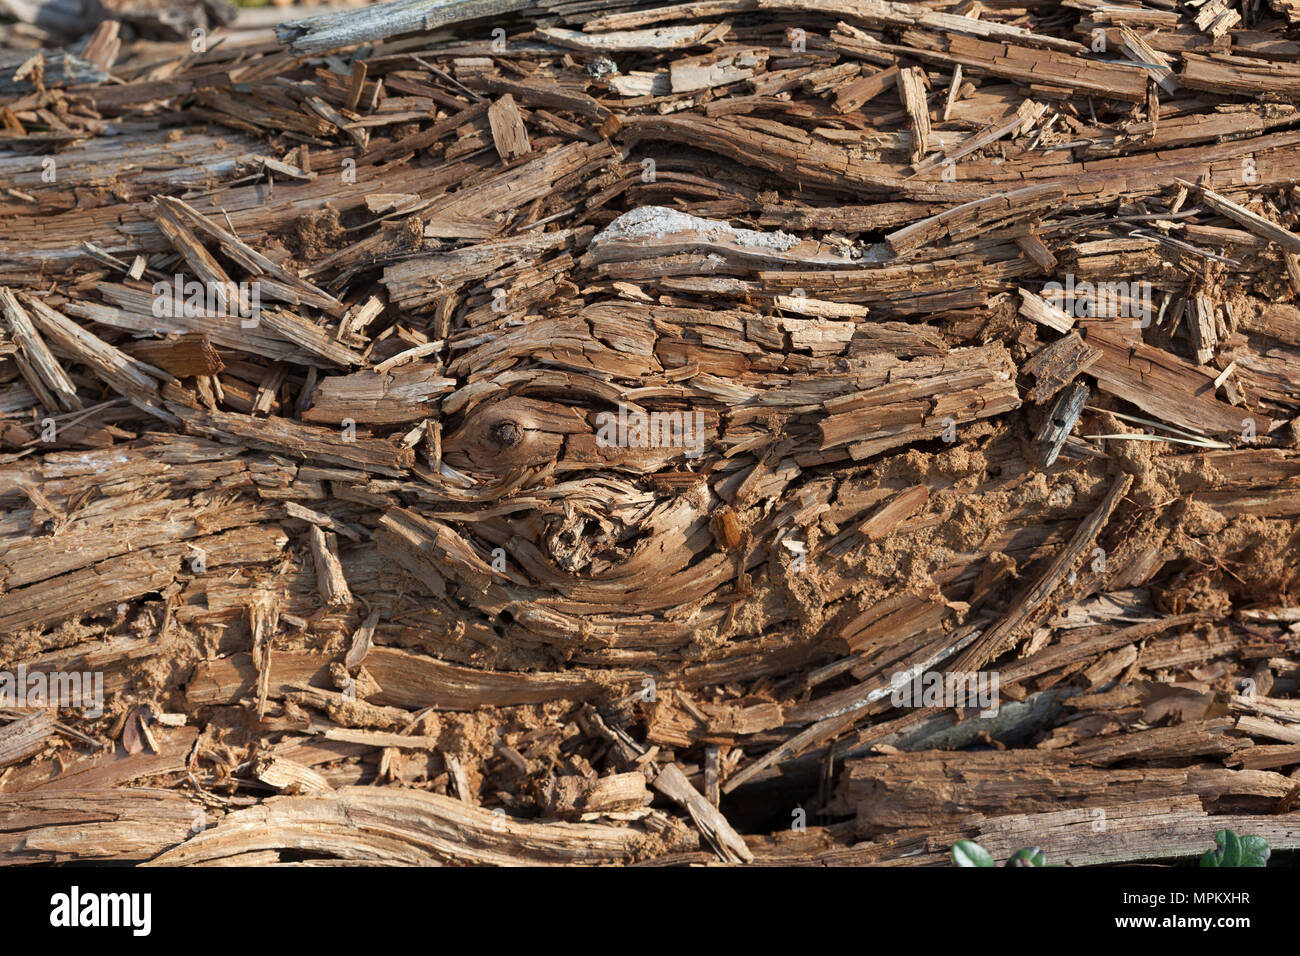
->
320;729;441;750
886;184;1064;255
763;0;1086;53
771;294;868;320
81;20;121;72
1018;287;1074;333
1180;53;1300;96
3;726;199;794
22;295;168;417
445;753;473;803
303;365;453;425
0;789;203;863
816;344;1021;459
943;64;962;120
374;342;445;373
1192;0;1241;39
951;472;1132;674
1272;0;1300;24
1086;327;1271;437
897;66;932;165
1015;233;1057;272
189;647;614;712
1022;332;1101;404
586;207;845;271
537;772;651;819
996;613;1210;689
308;525;353;607
722;628;983;794
1212;361;1237;390
384;230;573;310
124;334;223;378
537;24;715;51
150;199;245;313
249;594;279;720
1240;303;1300;347
835;746;1284;837
912;31;1146;99
283;501;361;541
254;755;334;794
277;0;536;55
0;527;286;635
1230;716;1300;745
1117;25;1178;94
279;686;410;730
1286;253;1300;294
0;711;56;769
487;94;532;162
147;787;646;865
645;693;785;748
1176;179;1300;254
858;485;929;540
653;763;752;863
1228;744;1300;771
0;51;108;94
168;404;414;476
81;242;133;274
670;48;768;94
1228;694;1300;727
834;64;898;113
306;96;367;150
912;99;1046;178
252;310;364;368
1188;293;1217;365
1072;721;1246;766
873;797;1300;866
345;609;382;670
253;156;315;182
0;288;81;413
157;196;346;318
346;59;368;113
1032;381;1088;468
337;297;384;344
460;75;612;123
704;746;721;807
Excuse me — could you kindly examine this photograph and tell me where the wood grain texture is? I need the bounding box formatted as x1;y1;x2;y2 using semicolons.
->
0;0;1295;869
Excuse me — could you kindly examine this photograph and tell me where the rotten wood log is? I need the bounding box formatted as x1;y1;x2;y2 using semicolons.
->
0;0;1295;871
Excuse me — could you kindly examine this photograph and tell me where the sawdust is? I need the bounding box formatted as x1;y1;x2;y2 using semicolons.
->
290;203;345;260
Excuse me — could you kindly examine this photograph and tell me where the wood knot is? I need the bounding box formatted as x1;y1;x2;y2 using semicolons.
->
492;420;523;448
443;396;578;471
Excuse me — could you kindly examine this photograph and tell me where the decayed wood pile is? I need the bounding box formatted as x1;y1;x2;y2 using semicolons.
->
1;0;1300;867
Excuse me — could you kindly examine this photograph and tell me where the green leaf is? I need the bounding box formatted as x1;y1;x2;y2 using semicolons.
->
1005;846;1046;867
1238;835;1270;868
951;839;995;867
1199;848;1219;868
1205;829;1242;868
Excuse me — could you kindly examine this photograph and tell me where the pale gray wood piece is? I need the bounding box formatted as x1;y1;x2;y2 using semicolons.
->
276;0;537;55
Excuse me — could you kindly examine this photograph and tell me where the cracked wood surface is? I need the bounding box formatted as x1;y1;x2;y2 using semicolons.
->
0;0;1297;868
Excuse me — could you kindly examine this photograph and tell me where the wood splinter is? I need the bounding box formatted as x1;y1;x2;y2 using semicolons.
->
1033;381;1089;469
